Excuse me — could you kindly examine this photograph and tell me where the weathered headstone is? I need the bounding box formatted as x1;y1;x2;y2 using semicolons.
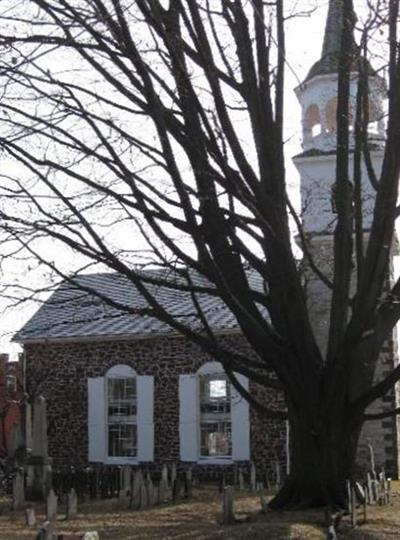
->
259;493;268;514
161;464;169;487
238;468;244;491
25;401;33;452
46;489;58;521
81;532;99;540
131;469;143;509
366;472;374;503
185;467;192;498
139;482;148;509
172;474;182;500
222;486;235;525
66;488;78;520
12;468;25;510
25;508;36;526
387;478;392;503
27;395;52;500
121;466;131;495
36;520;55;540
171;463;177;488
326;514;337;540
159;476;169;503
250;463;256;492
32;396;48;459
146;475;156;506
43;464;53;496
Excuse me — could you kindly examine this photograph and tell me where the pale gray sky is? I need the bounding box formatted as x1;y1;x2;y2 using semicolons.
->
0;1;383;356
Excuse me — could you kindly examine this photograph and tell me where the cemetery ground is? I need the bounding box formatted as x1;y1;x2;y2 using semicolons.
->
1;484;400;539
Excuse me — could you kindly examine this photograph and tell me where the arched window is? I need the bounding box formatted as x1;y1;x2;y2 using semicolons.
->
87;365;154;464
326;97;354;133
198;367;231;458
179;361;250;463
304;104;321;137
106;365;137;459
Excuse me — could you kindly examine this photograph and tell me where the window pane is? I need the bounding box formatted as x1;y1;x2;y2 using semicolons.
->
210;379;227;398
108;377;136;416
200;375;230;415
108;423;137;457
200;421;231;457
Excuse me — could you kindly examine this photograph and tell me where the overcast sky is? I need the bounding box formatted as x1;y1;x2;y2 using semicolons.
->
0;1;378;356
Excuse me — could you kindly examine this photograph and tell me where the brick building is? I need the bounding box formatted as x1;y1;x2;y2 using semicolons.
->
0;354;23;458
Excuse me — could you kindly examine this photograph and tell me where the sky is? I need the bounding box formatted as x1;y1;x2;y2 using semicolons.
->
0;0;383;357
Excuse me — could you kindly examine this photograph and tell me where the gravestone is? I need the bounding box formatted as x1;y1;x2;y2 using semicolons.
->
66;488;78;520
25;507;36;526
250;463;256;492
238;468;244;491
131;469;143;509
146;476;156;506
139;482;148;509
121;466;131;495
36;520;55;540
27;396;52;499
161;464;169;487
171;463;177;488
81;532;99;540
32;396;48;459
12;468;25;510
222;486;235;525
185;467;192;498
159;475;169;503
46;489;58;521
25;401;33;452
259;493;268;514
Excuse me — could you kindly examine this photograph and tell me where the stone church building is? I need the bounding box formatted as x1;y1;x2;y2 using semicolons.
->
14;1;400;477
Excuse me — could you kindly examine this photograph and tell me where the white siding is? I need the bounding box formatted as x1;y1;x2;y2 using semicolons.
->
179;374;199;461
87;377;106;462
137;375;154;462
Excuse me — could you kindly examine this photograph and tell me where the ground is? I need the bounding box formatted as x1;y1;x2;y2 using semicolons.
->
1;484;400;539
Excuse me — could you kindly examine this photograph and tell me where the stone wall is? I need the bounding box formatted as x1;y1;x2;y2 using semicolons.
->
24;334;287;473
303;235;400;477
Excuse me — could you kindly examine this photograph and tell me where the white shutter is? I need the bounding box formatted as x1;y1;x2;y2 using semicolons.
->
137;375;154;462
179;374;199;461
87;377;106;463
231;374;250;461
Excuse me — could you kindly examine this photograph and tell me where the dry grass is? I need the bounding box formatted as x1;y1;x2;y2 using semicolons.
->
1;483;400;539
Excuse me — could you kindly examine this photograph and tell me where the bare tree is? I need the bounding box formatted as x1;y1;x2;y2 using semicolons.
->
0;0;399;508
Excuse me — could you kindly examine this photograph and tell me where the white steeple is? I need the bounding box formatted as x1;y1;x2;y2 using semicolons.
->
293;0;386;234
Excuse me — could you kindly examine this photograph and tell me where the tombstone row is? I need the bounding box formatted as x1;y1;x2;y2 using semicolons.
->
24;488;78;528
15;460;282;512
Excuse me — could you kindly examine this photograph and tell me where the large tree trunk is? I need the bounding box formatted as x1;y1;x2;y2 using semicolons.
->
269;410;362;509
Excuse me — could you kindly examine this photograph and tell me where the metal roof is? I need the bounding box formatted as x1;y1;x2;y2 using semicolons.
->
13;271;265;343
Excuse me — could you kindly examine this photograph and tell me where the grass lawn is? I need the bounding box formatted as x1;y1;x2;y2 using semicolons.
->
1;483;400;539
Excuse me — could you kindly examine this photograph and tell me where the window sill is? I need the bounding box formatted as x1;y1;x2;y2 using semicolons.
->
197;458;234;465
103;457;139;466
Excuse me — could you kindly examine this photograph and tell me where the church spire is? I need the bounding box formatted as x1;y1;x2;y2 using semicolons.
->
305;0;358;82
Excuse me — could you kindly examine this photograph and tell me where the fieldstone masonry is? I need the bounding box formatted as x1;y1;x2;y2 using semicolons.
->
24;334;287;475
302;235;400;476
